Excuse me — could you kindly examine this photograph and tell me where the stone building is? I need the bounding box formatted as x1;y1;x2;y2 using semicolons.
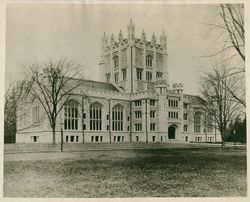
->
16;20;221;143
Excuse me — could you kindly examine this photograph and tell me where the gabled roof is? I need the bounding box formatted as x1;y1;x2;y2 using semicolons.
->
184;94;206;106
67;78;119;92
183;94;201;102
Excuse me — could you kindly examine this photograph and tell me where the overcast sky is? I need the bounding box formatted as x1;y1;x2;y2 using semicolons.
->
5;2;241;95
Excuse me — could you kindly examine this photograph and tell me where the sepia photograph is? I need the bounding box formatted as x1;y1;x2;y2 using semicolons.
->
2;0;247;199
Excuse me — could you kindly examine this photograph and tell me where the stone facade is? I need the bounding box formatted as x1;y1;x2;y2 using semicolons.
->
16;20;221;144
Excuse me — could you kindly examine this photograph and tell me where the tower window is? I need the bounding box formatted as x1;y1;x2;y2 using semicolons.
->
135;111;142;119
150;123;156;131
114;72;119;83
146;71;152;81
168;99;178;107
146;55;153;67
113;56;119;68
134;100;142;107
122;69;126;80
136;68;143;80
168;111;179;119
150;100;155;106
184;113;188;120
135;123;142;131
150;110;156;118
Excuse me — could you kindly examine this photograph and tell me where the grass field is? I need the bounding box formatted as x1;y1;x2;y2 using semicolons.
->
4;147;247;197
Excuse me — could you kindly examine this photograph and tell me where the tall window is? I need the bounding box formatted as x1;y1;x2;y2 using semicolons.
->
150;123;156;131
114;72;119;83
183;125;188;132
90;102;102;130
122;69;126;80
194;113;201;133
146;71;152;81
32;106;39;123
113;56;119;68
112;104;123;131
150;110;156;118
64;100;78;130
183;113;188;120
168;99;178;107
136;68;143;80
146;55;153;67
168;111;178;119
206;113;213;133
183;103;188;109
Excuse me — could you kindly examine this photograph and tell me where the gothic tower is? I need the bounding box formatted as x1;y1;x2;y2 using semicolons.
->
99;19;169;93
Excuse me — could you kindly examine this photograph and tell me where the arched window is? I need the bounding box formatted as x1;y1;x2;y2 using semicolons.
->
64;100;78;130
112;104;123;131
113;56;119;68
206;113;213;133
194;113;201;133
90;102;102;130
146;55;153;67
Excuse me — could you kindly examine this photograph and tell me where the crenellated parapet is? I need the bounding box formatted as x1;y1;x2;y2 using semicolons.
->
172;83;184;95
101;19;168;52
173;83;183;90
154;80;169;94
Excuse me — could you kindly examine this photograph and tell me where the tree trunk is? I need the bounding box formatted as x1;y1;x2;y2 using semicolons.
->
52;128;56;146
221;128;226;149
221;140;226;149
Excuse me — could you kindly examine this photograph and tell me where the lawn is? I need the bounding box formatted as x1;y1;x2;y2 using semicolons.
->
4;147;247;197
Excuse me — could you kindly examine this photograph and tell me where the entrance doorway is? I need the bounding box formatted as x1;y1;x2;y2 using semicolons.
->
168;126;176;139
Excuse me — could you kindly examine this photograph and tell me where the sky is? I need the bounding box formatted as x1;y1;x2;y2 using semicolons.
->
5;2;242;95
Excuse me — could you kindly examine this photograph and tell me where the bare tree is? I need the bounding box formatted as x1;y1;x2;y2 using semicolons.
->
199;63;243;148
219;67;245;107
203;4;245;108
4;81;27;143
206;4;244;64
24;59;84;145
